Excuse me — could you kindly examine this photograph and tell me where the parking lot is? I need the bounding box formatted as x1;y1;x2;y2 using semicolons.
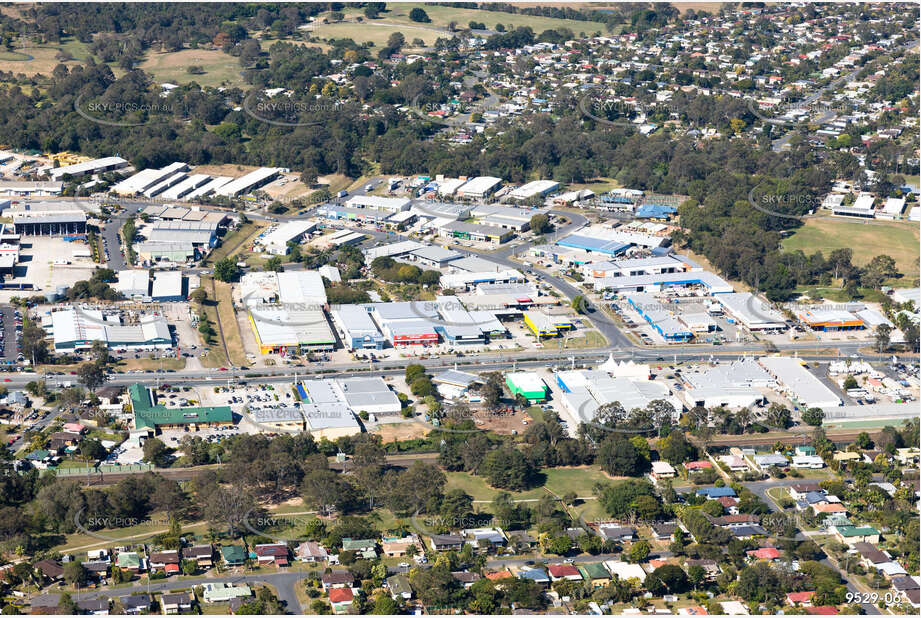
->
0;237;98;302
0;304;22;363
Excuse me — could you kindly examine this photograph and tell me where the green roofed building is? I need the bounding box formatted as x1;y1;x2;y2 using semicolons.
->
221;545;246;566
833;525;880;545
505;372;548;402
130;384;232;431
578;562;611;588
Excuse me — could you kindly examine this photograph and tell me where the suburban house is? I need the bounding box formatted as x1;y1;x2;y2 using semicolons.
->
381;535;419;558
652;523;678;540
321;571;355;590
34;560;64;582
833;525;881;545
148;550;181;574
116;551;143;574
386;574;413;600
76;599;110;615
182;545;214;569
160;592;193;615
597;525;636;542
451;571;481;589
253;543;289;567
578;562;611;588
295;541;329;563
651;460;677;480
787;591;816;607
221;545;246;567
430;533;464;552
505;530;538;550
854;542;890;569
518;568;550;586
328;587;355;614
341;538;377;560
119;595;151;615
547;564;583;582
201;582;252;604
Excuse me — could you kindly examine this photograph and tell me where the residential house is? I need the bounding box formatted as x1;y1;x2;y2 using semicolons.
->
685;559;720;580
82;561;111;582
747;547;781;561
597;525;636;542
253;543;289;567
295;541;329;563
386;574;413;601
895;448;920;465
651;460;677;480
789;483;823;500
201;583;252;604
34;559;64;582
116;551;142;574
484;569;514;582
517;568;550;586
832;525;880;545
505;530;538;551
812;503;847;516
853;542;890;569
328;587;354;614
603;560;647;583
341;538;377;560
805;606;839;615
148;550;180;575
29;594;61;614
877;562;908;579
786;591;816;607
728;524;769;539
697;487;736;499
547;564;582;582
76;599;110;615
463;527;507;550
183;545;214;569
685;461;713;474
221;545;246;567
451;571;481;589
430;533;464;552
119;595;151;615
652;522;678;540
381;535;418;558
321;571;355;590
160;592;193;615
579;562;611;588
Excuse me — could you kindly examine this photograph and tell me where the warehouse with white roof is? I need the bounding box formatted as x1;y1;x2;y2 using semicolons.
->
759;356;842;408
215;167;284;197
345;195;411;212
50;308;171;351
457;176;502;200
48;156;131;180
256;221;318;255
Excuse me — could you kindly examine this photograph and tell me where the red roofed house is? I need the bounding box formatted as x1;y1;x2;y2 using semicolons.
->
806;606;839;615
685;461;712;471
328;587;354;614
747;547;781;560
812;503;847;515
787;591;816;606
547;564;582;581
148;550;180;573
484;570;513;581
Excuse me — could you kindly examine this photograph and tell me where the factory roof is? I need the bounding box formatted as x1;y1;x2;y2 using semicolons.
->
759;356;842;408
215;167;283;197
411;245;463;263
151;270;183;299
277;270;327;306
345;195;411;211
457;176;502;196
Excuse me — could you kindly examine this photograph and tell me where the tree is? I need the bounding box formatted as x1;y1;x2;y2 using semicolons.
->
213;258;241;282
802;407;825;427
409;7;430;22
571;295;587;314
855;432;873;450
371;594;397;614
90;339;110;365
597;434;646;476
77;361;108;391
545;535;572;555
142;438;171;467
842;375;858;390
657;430;697;465
626;540;650;563
765;403;792;429
529;213;551;234
480;447;535;490
647;564;689;594
62;562;88;586
874;324;892;352
190;287;207;304
481;373;504;411
264;256;283;272
596;479;657;519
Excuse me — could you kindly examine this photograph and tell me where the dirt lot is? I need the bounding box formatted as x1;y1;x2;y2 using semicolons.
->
376;421;430;442
473;409;532;435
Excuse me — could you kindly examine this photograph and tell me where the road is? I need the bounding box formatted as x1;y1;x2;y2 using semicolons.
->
74;571;308;614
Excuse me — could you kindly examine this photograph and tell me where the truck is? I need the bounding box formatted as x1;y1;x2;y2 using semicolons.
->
336;190;348;199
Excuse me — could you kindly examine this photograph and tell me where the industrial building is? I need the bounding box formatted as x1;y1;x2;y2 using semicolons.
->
681;358;772;408
11;202;87;236
408;245;463;268
49;308;172;351
147;221;219;247
469;204;549;231
345;195;411;212
759;356;842;408
367;302;439;346
557;368;682;424
47;156;131;181
242;270;335;354
277;270;327;306
337;377;402;415
795;307;864;331
438;220;513;244
0;181;63;197
714;292;787;330
626;293;693;342
508;180;560;202
523;311;575;338
159;174;211;201
151;271;185;301
456;176;503;200
130;384;232;432
113;162;190;196
135;242;197;263
505;372;548;402
215;167;285;197
593;270;734;295
116;270;151;300
331;305;386;350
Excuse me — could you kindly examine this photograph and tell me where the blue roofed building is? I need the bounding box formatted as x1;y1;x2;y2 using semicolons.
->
697;487;737;498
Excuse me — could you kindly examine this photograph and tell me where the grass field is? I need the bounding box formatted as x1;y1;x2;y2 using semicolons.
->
0;37;89;75
446;466;616;504
307;3;606;47
783;216;920;281
213;279;247;367
562;329;607;349
139;48;245;88
206;222;265;265
115;357;186;372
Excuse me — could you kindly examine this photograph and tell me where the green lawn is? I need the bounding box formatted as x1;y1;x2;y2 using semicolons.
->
447;466;615;504
783;216;920;281
139;48;246;88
